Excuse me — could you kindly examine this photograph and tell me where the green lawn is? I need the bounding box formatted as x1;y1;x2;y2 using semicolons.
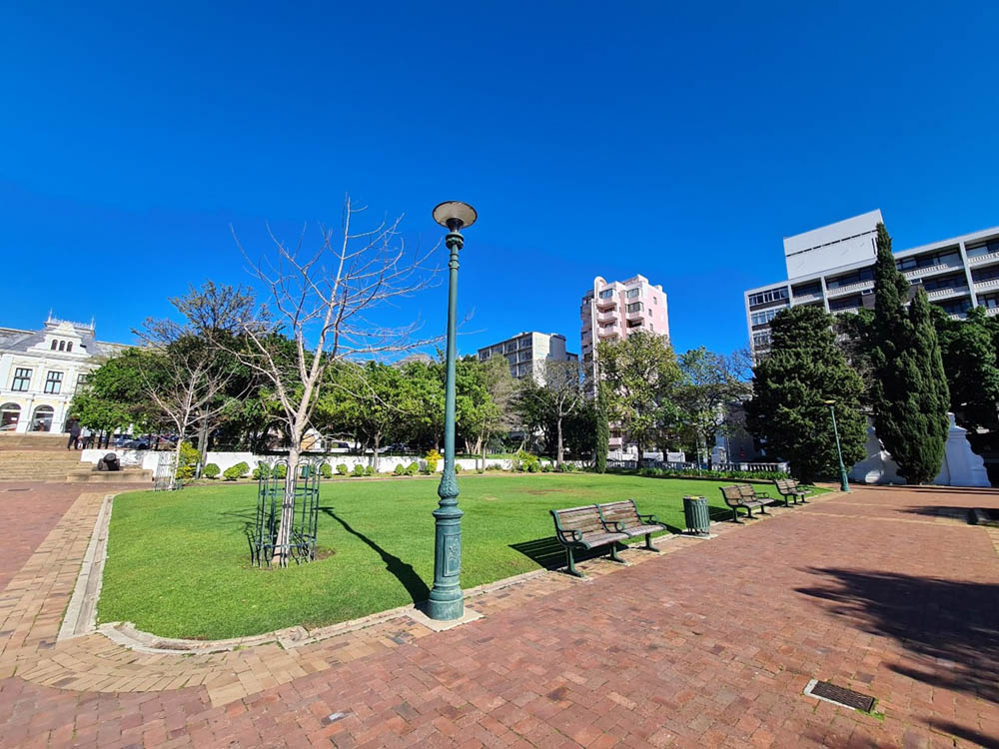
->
99;473;811;639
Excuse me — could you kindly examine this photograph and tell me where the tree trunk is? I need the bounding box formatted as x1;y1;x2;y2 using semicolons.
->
172;438;185;489
556;416;564;467
274;442;299;566
636;443;644;469
372;432;380;472
480;441;487;472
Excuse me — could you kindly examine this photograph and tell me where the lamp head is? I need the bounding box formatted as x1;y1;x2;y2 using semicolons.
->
433;201;477;232
823;399;836;406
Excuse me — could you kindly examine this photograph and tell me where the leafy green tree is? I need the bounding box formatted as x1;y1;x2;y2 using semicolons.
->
870;223;950;483
594;389;609;473
70;348;159;444
516;360;588;466
596;332;682;464
931;305;999;434
746;305;866;482
456;356;517;468
675;347;751;466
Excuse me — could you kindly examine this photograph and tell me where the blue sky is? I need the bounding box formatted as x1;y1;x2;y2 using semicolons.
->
3;1;997;357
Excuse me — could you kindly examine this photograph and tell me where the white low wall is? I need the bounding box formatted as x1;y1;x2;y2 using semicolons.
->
80;449;523;475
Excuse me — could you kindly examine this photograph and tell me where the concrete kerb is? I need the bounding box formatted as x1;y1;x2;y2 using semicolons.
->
59;486;834;656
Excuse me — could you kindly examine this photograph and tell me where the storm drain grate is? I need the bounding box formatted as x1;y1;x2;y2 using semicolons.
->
804;679;875;712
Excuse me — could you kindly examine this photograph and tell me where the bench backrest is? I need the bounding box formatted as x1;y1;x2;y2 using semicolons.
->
720;485;743;505
737;484;761;500
598;499;640;529
551;505;604;537
775;478;792;493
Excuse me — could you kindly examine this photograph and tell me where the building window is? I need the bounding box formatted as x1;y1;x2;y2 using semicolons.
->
626;302;642;313
30;405;54;432
897;249;960;272
11;368;32;392
979;293;999;309
598;289;614;299
938;298;972;316
519;337;531;349
44;371;63;394
922;274;967;292
966;238;999;258
505;342;517;353
76;374;87;391
972;265;999;284
750;308;783;327
626;288;640;299
519;351;531;362
748;287;789;307
829;295;861;312
0;402;20;431
752;331;771;348
50;339;58;350
66;342;73;352
826;268;874;289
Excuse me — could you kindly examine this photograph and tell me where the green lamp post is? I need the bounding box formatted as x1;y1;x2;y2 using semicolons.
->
427;200;477;621
823;399;850;493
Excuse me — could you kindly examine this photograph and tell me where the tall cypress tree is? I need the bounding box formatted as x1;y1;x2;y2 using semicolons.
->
746;305;866;482
870;223;951;483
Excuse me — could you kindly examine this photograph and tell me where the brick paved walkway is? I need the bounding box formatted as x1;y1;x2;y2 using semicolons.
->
0;483;996;747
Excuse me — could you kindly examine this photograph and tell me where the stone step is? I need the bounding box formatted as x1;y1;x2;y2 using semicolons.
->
65;467;153;484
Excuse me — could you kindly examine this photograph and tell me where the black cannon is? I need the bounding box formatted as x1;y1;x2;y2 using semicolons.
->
97;453;121;472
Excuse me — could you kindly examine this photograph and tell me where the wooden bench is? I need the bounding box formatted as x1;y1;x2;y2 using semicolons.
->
774;478;809;505
719;484;776;523
550;504;629;577
597;499;667;552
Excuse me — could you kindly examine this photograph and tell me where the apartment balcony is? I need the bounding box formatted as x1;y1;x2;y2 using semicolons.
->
974;278;999;293
625;308;643;321
597;327;619;341
792;291;824;304
987;307;999;317
969;250;999;267
596;297;616;311
901;258;965;280
597;311;617;325
925;286;969;301
825;280;873;298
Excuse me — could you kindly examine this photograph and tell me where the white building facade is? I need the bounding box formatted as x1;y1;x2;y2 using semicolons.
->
477;332;578;383
0;317;126;434
745;210;999;358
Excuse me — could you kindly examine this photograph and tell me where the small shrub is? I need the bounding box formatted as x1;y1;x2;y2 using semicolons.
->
454;464;462;473
223;461;249;481
394;464;405;475
336;463;349;476
476;467;485;474
254;463;271;480
272;463;287;480
202;463;220;479
424;448;442;473
364;465;375;476
320;463;333;479
351;464;365;477
175;441;201;480
541;462;553;473
405;461;419;476
514;449;540;473
485;463;503;471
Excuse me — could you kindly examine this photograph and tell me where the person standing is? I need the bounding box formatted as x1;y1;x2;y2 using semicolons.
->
67;418;82;450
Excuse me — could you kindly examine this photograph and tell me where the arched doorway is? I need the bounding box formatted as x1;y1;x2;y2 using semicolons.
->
0;403;20;432
31;405;54;432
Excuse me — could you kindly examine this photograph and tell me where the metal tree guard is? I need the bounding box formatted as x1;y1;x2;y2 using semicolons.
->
250;458;323;567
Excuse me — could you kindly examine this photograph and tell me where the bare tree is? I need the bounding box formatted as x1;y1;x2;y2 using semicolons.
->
232;196;439;564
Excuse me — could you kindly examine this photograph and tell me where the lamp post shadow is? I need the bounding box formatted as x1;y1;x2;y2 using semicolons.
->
319;507;430;604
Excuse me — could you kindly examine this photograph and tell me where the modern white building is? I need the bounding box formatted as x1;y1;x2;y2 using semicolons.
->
0;316;127;434
476;332;578;383
745;210;999;358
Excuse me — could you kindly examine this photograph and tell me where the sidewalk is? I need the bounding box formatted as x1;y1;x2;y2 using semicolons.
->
0;483;996;747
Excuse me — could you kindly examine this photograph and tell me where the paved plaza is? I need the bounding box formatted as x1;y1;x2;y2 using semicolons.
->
0;481;996;748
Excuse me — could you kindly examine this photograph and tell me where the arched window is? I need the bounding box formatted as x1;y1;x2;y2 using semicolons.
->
0;403;20;432
58;341;66;351
66;342;73;352
31;405;54;432
51;339;58;350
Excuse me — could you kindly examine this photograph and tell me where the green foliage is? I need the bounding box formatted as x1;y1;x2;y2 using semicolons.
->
175;441;201;480
320;463;333;479
424;448;442;473
405;461;419;476
594;390;609;473
253;463;271;480
676;347;750;464
336;463;349;476
746;305;866;482
202;463;220;479
70;348;158;434
515;360;589;464
394;463;405;475
351;464;365;477
931;305;999;434
541;462;553;473
454;464;462;473
513;449;540;473
870;224;950;484
273;463;287;480
364;465;375;476
629;466;790;481
223;462;249;481
560;462;577;472
597;332;682;461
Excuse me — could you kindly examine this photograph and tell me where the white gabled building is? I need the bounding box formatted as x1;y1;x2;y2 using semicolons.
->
0;315;127;434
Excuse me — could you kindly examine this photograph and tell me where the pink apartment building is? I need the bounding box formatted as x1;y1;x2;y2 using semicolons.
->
580;274;670;452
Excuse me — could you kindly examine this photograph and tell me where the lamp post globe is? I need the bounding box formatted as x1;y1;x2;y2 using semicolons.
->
427;201;476;621
823;400;850;493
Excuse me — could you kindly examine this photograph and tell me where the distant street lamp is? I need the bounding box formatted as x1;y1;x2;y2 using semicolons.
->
427;200;477;621
823;399;850;492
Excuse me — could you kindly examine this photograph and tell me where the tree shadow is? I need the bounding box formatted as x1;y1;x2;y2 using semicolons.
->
898;506;976;522
795;568;998;704
319;507;430;604
925;719;998;748
509;537;616;571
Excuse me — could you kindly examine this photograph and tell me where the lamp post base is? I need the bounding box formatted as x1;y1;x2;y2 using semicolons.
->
427;498;464;621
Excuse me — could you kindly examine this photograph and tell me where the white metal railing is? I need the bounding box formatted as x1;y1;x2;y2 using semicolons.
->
901;260;964;279
926;285;969;300
825;280;873;297
974;277;999;292
792;291;824;303
969;250;999;266
988;307;999;317
608;459;790;474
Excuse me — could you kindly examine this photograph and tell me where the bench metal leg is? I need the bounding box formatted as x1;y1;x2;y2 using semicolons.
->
760;504;769;514
732;507;743;523
608;543;625;563
746;506;754;519
643;533;659;551
565;547;583;578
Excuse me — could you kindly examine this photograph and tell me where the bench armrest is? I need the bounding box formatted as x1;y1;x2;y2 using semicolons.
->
556;528;582;544
638;513;660;525
604;520;626;532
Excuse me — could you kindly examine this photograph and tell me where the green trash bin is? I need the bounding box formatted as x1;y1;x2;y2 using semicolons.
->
683;495;710;535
